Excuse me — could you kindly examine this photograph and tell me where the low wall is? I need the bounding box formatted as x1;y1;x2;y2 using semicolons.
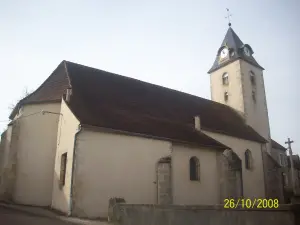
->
109;203;299;225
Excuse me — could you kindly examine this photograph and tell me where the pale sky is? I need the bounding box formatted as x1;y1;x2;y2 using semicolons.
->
0;0;299;153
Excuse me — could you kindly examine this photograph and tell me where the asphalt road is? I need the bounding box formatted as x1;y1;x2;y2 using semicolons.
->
0;206;82;225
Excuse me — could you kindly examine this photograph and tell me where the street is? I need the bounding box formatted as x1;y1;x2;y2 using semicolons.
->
0;206;105;225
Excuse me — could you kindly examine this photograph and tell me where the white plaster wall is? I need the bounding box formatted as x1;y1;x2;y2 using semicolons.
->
202;130;266;198
0;125;13;196
51;99;79;214
0;131;5;172
13;103;61;206
73;130;171;218
240;60;271;141
210;59;271;140
0;126;12;174
172;144;220;205
210;60;244;112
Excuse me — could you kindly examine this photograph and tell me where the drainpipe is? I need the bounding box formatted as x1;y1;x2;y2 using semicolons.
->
69;124;82;216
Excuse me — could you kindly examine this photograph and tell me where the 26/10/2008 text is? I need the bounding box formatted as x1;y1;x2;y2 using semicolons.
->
224;198;279;209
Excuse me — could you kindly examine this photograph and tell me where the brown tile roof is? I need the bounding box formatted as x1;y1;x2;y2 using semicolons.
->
271;139;287;151
11;60;267;148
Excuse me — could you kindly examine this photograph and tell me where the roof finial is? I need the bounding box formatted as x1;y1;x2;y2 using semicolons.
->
225;8;232;27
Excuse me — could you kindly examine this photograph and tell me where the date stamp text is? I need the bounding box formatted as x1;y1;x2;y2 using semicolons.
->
224;198;279;209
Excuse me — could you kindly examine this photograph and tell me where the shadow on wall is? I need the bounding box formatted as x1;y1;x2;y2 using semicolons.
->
0;124;18;202
51;168;70;215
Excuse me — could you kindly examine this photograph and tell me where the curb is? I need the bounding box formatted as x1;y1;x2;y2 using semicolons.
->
0;203;60;220
0;203;109;224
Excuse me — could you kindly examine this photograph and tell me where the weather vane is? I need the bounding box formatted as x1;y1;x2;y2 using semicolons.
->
225;8;232;27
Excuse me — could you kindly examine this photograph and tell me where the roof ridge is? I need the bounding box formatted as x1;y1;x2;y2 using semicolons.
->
64;61;240;110
63;60;72;89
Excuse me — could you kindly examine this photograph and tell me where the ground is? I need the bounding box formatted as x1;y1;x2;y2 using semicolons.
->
0;206;108;225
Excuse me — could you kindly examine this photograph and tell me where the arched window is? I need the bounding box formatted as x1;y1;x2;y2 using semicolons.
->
189;157;200;181
222;73;229;85
250;71;256;85
224;91;229;102
245;149;252;170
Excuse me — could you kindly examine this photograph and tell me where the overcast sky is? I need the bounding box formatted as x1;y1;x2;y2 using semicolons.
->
0;0;299;153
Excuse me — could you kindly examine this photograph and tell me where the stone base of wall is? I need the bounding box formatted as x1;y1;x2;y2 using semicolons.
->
0;167;16;202
109;203;299;225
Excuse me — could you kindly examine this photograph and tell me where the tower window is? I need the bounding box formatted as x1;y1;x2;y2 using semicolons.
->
252;91;256;102
222;72;229;85
224;92;229;102
250;71;256;85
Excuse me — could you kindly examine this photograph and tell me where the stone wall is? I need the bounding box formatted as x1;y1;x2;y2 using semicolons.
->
263;152;285;203
109;203;299;225
0;131;7;174
157;162;172;205
0;122;20;201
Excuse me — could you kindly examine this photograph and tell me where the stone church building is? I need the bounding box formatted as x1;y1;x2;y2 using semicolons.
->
0;26;287;218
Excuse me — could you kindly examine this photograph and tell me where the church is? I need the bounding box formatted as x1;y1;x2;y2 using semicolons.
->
0;25;287;219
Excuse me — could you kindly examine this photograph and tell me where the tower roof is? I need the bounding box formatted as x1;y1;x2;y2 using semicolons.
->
208;27;264;73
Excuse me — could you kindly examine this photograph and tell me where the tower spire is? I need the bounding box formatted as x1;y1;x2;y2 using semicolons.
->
225;8;232;27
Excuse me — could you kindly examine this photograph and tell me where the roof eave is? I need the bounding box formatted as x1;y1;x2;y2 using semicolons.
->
207;57;240;74
202;126;267;144
271;139;287;151
80;124;230;150
208;57;264;74
9;102;20;120
242;58;264;70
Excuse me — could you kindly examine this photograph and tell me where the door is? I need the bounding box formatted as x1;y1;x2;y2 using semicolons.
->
157;162;172;205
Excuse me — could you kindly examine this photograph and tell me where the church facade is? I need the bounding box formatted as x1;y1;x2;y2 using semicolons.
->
0;26;287;218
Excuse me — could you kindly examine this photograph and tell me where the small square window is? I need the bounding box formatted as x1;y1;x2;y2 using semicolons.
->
222;73;229;85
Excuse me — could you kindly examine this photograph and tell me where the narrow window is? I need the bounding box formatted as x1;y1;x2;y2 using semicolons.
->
245;149;252;170
279;153;286;167
222;73;229;85
190;157;200;181
224;92;229;102
282;172;288;187
60;153;67;188
250;71;256;85
252;91;256;102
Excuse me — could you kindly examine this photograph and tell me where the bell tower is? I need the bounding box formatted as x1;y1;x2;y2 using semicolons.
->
208;25;271;146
